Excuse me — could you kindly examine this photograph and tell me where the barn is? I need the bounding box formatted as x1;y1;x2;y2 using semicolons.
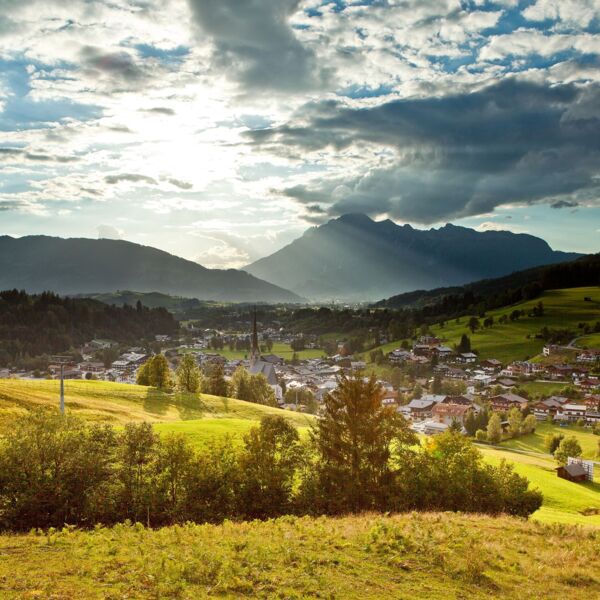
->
556;463;588;483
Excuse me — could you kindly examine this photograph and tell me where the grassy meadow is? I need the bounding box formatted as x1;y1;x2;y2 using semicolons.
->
1;379;599;527
181;341;325;361
371;287;600;363
1;512;599;599
0;379;313;439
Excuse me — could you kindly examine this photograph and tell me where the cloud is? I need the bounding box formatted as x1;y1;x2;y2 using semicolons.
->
187;0;330;92
165;177;193;190
551;200;579;209
249;78;600;223
105;173;157;185
141;107;176;116
97;225;122;240
0;147;79;163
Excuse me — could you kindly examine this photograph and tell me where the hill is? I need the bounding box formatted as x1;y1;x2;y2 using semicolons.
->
375;252;600;310
244;214;581;301
425;287;600;362
1;512;599;599
0;235;301;303
0;379;312;440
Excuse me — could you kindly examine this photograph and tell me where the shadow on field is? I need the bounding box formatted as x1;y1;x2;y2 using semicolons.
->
142;388;170;416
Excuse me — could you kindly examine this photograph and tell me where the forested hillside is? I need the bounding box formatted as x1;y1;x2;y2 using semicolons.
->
0;290;177;366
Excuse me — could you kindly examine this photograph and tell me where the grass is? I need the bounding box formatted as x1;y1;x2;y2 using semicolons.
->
371;287;600;364
0;379;313;439
576;332;600;349
1;512;600;599
514;380;570;399
478;445;600;527
500;421;600;460
181;341;326;361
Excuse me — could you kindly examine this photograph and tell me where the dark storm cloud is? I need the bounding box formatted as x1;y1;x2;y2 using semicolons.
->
187;0;330;92
104;173;157;185
166;177;193;189
248;79;600;223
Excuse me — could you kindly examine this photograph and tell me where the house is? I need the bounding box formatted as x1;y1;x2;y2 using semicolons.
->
585;411;600;425
389;349;411;364
456;352;478;364
490;393;528;412
480;358;502;371
433;345;453;360
532;398;563;420
556;404;587;422
496;378;517;388
432;402;470;426
423;420;450;435
406;398;436;420
577;350;600;363
556;463;588;483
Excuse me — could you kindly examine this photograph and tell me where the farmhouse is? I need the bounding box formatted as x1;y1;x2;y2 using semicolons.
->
490;392;528;412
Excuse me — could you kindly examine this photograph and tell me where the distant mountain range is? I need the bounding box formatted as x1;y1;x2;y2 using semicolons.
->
244;214;582;301
0;236;301;303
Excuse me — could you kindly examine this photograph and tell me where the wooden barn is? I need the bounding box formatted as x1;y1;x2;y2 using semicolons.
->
556;463;588;483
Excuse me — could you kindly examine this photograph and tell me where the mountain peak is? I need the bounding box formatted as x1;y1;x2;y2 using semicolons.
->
335;213;374;225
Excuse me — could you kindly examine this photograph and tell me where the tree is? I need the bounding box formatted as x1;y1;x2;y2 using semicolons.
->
507;407;523;438
137;355;173;391
431;374;442;395
238;416;303;518
487;413;502;444
312;372;417;512
468;317;480;334
464;410;477;436
202;363;228;397
229;366;276;406
475;429;487;442
544;432;564;454
390;367;403;390
521;414;537;435
457;334;471;353
176;354;201;393
412;383;422;399
554;437;582;466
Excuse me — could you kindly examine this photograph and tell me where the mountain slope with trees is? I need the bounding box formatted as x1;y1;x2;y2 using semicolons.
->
0;235;301;303
244;214;581;300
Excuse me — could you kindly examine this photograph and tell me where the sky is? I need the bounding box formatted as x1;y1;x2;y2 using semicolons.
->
0;0;599;268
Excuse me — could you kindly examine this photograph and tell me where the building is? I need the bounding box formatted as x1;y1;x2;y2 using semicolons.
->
490;392;528;412
432;402;470;426
556;463;588;483
247;308;283;403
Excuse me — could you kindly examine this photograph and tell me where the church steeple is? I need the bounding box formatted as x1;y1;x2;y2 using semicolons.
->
250;306;260;364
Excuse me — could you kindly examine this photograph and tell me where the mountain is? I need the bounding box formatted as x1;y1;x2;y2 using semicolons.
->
244;214;582;301
0;236;301;303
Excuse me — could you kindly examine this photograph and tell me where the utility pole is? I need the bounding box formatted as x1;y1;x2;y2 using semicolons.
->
51;356;70;415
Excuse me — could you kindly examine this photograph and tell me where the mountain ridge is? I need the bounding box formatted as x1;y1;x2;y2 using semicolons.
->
0;235;301;303
244;214;582;301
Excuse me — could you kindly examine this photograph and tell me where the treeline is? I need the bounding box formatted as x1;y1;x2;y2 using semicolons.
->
0;290;177;367
0;374;542;531
376;253;600;317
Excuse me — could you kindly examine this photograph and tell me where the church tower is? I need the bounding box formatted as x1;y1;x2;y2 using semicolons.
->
250;306;260;365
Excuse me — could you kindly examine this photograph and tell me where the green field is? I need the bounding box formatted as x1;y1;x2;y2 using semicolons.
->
1;512;599;599
370;287;600;364
0;379;312;438
181;341;325;361
514;380;570;399
500;421;599;459
576;332;600;349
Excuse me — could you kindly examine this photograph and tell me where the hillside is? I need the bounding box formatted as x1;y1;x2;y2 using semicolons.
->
426;287;600;362
2;512;599;599
244;214;581;301
0;236;300;303
0;379;312;439
375;252;600;310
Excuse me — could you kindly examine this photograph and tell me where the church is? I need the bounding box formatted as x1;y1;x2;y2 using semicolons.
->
247;309;283;404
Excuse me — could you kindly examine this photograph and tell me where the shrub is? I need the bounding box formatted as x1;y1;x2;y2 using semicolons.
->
475;429;487;442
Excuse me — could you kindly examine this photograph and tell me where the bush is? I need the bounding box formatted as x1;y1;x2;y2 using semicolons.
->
544;433;564;455
475;429;487;442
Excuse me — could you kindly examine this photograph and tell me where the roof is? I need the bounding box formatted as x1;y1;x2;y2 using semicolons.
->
432;403;470;416
407;399;435;410
559;463;587;477
248;360;278;386
492;393;528;405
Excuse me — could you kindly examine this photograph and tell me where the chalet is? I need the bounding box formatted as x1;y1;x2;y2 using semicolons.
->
480;358;502;371
389;349;411;364
490;392;528;412
432;345;453;360
556;404;587;422
456;352;477;364
556;463;588;483
406;398;436;419
432;402;470;426
578;378;600;392
445;367;468;380
532;398;563;420
441;395;474;407
585;411;600;425
413;344;432;357
584;395;600;410
577;350;600;363
496;378;517;388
